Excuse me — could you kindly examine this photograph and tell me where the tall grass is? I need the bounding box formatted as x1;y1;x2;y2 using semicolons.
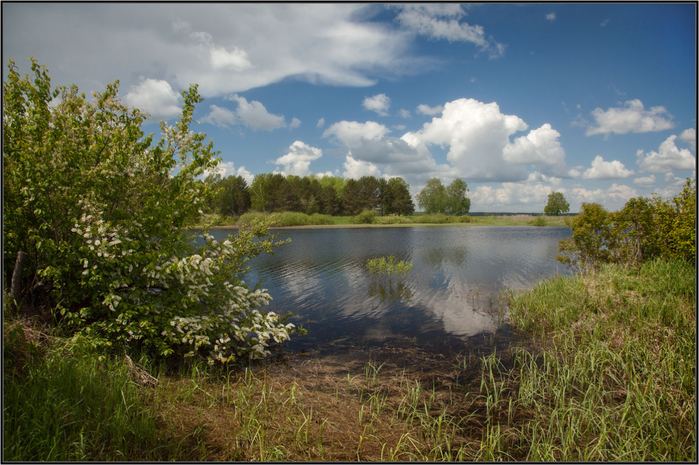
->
503;258;696;461
238;211;335;227
3;342;165;461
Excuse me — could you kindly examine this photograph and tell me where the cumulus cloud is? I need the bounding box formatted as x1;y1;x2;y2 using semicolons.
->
207;94;286;131
679;128;696;152
201;104;237;128
546;13;556;21
316;118;325;128
633;175;656;188
503;123;573;177
363;94;391;116
274;141;323;176
636;134;696;172
392;4;505;59
409;98;530;181
123;78;182;120
5;4;430;99
209;161;254;184
289;117;302;129
585;99;675;136
582;155;635;179
323;120;390;147
568;183;637;211
343;154;382;179
398;108;411;118
416;103;444;116
471;182;555;211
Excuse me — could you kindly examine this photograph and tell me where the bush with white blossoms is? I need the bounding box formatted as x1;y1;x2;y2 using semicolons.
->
4;59;297;363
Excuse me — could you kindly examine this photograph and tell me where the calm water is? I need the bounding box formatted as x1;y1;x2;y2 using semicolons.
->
207;226;573;358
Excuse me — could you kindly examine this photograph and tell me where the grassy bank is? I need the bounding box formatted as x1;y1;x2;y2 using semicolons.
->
198;211;570;228
4;258;693;461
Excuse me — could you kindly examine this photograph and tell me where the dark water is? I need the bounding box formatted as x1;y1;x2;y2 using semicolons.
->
206;226;573;359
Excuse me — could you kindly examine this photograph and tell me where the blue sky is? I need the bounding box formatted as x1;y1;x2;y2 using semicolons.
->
3;3;696;212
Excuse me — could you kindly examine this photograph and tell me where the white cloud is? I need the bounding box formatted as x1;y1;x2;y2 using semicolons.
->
222;94;286;131
316;118;325;128
471;182;555;211
392;4;505;59
416;103;444;116
636;134;696;172
503;123;570;176
201;104;236;128
679;128;696;152
289;117;302;129
410;98;530;181
123;78;182;120
546;13;556;21
343;154;382;179
393;124;406;131
274;141;323;176
6;4;428;99
586;99;675;136
362;94;391;116
398;108;411;118
600;18;611;27
568;183;637;211
633;175;656;188
210;161;254;184
582;155;635;179
323;120;390;148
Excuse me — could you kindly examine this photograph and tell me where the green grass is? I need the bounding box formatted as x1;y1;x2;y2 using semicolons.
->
501;258;696;461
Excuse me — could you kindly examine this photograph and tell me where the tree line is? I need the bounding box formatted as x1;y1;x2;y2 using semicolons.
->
207;173;472;217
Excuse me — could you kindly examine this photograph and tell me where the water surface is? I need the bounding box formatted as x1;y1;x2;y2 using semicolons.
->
207;226;572;359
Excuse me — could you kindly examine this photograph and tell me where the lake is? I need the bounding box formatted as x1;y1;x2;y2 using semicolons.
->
207;225;573;362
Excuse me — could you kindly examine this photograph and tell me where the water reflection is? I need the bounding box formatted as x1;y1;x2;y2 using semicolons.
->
206;226;572;354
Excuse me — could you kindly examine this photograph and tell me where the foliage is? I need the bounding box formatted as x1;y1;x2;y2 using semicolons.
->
417;178;470;215
353;209;377;224
544;191;570;216
383;177;415;215
445;178;471;215
527;215;548;226
3;59;296;364
208;174;251;217
416;178;447;214
558;178;695;269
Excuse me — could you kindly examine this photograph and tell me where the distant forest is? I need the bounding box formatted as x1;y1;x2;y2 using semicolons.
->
205;173;415;217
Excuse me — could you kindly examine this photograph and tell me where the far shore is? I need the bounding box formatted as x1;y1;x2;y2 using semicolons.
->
195;213;573;230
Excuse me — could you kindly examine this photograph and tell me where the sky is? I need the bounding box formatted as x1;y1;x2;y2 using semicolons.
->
3;3;696;212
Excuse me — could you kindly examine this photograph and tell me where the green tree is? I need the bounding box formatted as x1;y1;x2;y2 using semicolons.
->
384;177;415;215
3;59;297;363
445;178;470;215
342;178;363;215
416;178;447;214
544;191;570;216
212;175;251;217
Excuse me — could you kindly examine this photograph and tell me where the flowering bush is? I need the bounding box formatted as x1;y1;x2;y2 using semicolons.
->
4;59;297;363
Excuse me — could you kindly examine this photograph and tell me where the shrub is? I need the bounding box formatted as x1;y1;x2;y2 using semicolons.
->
3;60;297;364
353;209;377;224
558;179;695;269
527;215;547;227
376;215;412;225
458;215;473;223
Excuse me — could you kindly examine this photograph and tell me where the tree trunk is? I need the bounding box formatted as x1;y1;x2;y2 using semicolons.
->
11;250;27;304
